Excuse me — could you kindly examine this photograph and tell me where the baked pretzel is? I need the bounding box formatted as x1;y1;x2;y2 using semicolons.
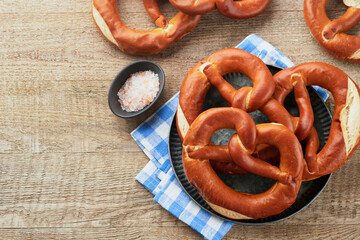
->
304;0;360;63
177;48;299;174
273;62;360;180
92;0;201;55
176;48;275;141
169;0;271;19
183;107;303;219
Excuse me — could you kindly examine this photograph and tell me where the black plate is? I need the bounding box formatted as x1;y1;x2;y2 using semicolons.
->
169;66;332;225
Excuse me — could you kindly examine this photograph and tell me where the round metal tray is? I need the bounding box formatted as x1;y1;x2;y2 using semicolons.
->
169;67;332;224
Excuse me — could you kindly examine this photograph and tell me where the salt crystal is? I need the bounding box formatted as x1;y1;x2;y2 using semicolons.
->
117;70;160;112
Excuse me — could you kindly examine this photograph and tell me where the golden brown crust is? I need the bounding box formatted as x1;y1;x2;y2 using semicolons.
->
92;0;201;55
183;108;303;219
304;0;360;63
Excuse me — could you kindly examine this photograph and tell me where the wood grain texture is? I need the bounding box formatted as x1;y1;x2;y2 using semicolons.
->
0;0;359;239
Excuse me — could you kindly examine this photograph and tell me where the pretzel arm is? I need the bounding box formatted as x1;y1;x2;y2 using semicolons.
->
202;64;237;106
143;0;168;28
210;161;248;174
216;0;272;19
259;98;295;132
186;145;232;162
228;135;292;185
252;144;280;166
293;78;314;140
323;7;360;40
169;0;216;15
304;126;320;173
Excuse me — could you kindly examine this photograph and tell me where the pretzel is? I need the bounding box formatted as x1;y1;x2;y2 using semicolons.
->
183;107;303;219
91;0;201;55
176;48;299;174
304;0;360;63
176;48;275;141
273;62;360;180
169;0;271;19
206;95;296;174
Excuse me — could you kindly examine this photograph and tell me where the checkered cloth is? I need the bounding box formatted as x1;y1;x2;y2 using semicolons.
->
131;34;328;240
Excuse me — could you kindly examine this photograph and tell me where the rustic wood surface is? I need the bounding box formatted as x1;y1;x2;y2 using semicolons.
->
0;0;359;239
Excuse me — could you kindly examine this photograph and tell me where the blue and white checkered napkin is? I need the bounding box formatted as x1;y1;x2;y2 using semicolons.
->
131;34;328;240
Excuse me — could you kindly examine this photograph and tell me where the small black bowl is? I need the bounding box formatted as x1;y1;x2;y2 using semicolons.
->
108;60;165;118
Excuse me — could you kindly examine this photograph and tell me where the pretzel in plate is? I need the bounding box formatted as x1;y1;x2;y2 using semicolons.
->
91;0;201;55
304;0;360;63
183;107;304;219
177;48;299;173
169;0;271;19
176;48;275;141
273;62;360;180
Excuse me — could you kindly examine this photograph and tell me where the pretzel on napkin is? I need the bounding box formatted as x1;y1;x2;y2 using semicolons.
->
92;0;201;55
304;0;360;63
183;107;304;219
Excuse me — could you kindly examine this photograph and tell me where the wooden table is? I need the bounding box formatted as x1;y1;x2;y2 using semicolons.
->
1;0;359;239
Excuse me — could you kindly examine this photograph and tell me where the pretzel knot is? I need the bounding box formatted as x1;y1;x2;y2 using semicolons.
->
176;48;275;141
183;108;304;219
177;48;298;174
169;0;271;19
273;62;360;180
91;0;201;55
304;0;360;63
